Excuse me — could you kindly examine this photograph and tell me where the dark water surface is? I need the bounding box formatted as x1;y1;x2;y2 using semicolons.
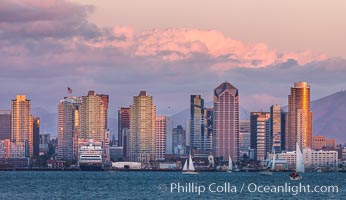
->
0;171;345;199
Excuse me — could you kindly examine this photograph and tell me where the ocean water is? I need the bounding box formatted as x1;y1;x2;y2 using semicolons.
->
0;171;345;200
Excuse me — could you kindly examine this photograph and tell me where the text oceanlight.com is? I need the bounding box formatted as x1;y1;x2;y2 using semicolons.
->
166;182;339;195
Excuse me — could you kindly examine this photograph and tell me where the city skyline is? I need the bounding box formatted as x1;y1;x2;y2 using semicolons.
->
1;0;346;121
1;1;346;199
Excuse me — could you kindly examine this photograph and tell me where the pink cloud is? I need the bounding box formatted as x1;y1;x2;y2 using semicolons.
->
83;27;326;72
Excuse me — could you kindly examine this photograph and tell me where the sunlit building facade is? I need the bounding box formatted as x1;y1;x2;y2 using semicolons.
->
270;105;282;152
312;136;336;150
213;82;239;161
129;91;156;162
11;95;32;157
287;82;312;151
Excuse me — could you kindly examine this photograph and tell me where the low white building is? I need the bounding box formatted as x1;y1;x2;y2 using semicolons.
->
304;148;338;168
275;148;338;169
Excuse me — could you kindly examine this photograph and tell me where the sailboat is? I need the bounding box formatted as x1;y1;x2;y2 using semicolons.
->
182;154;199;175
290;143;304;181
227;155;233;173
259;150;276;176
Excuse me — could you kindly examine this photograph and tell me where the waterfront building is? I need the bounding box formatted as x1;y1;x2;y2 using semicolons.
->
33;117;40;157
213;82;239;161
239;120;250;157
270;105;282;152
155;116;172;160
0;110;11;140
281;112;287;151
80;91;108;142
172;125;186;155
118;107;130;147
250;112;271;161
80;91;109;162
129;91;156;162
39;133;50;155
0;139;10;158
110;146;124;161
57;97;81;160
190;95;212;158
287;82;312;151
11;95;32;157
342;147;346;160
276;148;338;169
312;136;336;150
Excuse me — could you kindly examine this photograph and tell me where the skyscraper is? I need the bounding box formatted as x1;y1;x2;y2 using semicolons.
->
213;82;239;161
250;112;271;161
172;125;186;155
33;117;40;157
129;91;156;162
11;95;32;157
239;119;250;157
270;105;282;152
80;91;109;161
155;116;172;160
190;95;212;157
80;91;108;141
0;110;11;140
118;107;130;146
57;97;81;160
287;82;312;151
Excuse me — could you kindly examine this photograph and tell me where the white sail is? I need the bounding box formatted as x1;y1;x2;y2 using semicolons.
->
228;155;233;171
183;159;188;171
188;154;195;171
296;143;305;173
271;152;276;171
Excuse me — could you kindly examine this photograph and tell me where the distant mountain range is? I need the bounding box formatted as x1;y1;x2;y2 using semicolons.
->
33;91;346;144
171;91;346;144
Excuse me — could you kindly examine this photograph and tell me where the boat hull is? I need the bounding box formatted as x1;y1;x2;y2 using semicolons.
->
182;171;199;175
290;176;302;181
79;163;104;171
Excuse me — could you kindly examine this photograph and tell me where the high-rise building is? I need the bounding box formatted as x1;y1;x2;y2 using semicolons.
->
287;82;312;151
281;112;287;151
118;107;130;146
80;91;108;141
129;91;156;162
11;95;32;157
239;119;250;157
33;117;40;157
0;110;11;140
190;95;212;157
80;91;109;161
270;105;282;152
39;133;50;155
250;112;271;161
213;82;240;161
172;125;186;155
165;117;173;155
155;116;172;160
57;97;81;160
